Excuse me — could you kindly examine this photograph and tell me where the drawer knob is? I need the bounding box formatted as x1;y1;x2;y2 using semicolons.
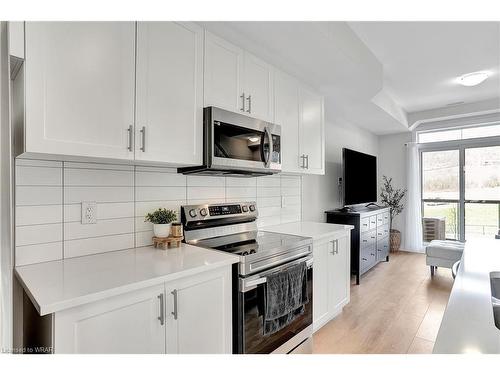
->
362;257;367;261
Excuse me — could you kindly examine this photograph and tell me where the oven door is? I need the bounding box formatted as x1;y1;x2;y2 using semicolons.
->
236;256;313;354
207;107;281;173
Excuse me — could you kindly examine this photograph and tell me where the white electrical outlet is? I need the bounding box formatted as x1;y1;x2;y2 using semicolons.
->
81;201;97;224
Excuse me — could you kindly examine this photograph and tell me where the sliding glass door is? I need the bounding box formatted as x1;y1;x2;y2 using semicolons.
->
421;142;500;242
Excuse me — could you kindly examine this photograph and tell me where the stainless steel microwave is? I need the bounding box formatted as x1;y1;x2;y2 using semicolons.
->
178;107;281;177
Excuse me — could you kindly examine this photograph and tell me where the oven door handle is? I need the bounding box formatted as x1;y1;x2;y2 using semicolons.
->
240;257;313;292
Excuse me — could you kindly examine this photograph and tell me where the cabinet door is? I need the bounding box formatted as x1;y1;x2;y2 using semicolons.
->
25;22;135;160
312;241;329;331
299;86;324;174
54;284;166;354
242;52;274;121
274;71;301;173
135;22;203;165
166;267;232;354
204;32;244;113
328;235;349;312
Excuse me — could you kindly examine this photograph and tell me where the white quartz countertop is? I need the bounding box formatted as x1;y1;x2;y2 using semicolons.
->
262;221;354;241
433;238;500;353
15;244;239;316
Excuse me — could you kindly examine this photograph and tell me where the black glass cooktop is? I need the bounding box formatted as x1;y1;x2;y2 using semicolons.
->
196;231;310;257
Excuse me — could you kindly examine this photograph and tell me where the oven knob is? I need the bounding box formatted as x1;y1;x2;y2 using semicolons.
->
249;205;256;212
189;209;197;218
200;208;208;217
242;205;248;212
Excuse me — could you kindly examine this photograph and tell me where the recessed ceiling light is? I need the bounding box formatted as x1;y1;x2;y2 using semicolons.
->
457;71;490;87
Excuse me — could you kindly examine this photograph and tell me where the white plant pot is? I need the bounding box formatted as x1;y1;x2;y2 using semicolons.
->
153;223;171;238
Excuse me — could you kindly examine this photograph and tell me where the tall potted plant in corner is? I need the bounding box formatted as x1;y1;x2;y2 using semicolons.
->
380;176;406;252
145;208;177;238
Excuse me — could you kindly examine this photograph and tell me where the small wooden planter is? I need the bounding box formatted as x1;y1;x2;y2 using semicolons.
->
153;236;184;249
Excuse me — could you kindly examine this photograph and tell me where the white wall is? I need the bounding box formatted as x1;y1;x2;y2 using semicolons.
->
377;132;412;246
302;118;379;221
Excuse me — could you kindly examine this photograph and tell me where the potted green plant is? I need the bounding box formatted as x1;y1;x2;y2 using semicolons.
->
145;208;177;238
380;176;407;252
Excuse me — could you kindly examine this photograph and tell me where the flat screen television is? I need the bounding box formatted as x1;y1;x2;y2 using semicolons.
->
342;148;377;206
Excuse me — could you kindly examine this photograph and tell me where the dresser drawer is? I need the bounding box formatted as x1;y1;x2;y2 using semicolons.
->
382;211;390;225
376;224;390;239
360;229;377;248
368;215;377;230
360;217;370;232
360;244;377;272
377;237;390;261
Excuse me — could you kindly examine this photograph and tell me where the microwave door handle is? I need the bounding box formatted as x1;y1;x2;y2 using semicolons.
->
263;127;273;168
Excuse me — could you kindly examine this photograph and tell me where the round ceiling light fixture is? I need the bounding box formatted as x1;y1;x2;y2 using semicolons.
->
457;71;490;87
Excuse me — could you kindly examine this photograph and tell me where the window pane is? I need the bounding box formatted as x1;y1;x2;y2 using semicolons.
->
418;129;461;143
465;203;500;240
422;150;459;200
465;146;500;201
423;202;459;240
462;124;500;140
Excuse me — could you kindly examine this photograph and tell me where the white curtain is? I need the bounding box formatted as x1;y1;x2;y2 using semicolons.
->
404;142;424;252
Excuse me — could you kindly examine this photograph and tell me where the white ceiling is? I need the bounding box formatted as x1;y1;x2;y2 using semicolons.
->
348;21;500;113
200;22;500;135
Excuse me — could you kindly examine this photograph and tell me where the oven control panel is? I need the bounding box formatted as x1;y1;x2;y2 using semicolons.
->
209;205;242;216
181;201;258;223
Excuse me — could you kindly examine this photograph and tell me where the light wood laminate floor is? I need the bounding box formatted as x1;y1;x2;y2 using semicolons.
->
313;251;454;354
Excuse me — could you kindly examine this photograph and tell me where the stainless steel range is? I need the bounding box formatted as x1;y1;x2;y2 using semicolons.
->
181;201;313;354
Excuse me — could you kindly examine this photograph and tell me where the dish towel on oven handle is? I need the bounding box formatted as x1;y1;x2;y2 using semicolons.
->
263;261;308;336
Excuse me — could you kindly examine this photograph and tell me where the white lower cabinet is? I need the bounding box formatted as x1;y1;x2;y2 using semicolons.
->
53;266;232;354
313;234;350;332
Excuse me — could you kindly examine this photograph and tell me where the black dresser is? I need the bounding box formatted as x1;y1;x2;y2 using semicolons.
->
325;206;390;284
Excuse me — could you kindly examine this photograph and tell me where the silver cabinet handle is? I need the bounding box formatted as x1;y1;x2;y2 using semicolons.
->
157;293;165;326
305;155;309;169
300;154;306;168
171;289;178;320
246;95;252;113
330;239;339;255
240;92;246;112
140;126;146;152
127;125;133;151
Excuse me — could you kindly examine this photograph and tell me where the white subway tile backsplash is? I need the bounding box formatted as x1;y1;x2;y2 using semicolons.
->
135;200;184;218
15;159;302;265
64;168;133;187
15;223;63;247
187;186;225;200
64;202;134;222
16;159;62;168
64;233;134;259
135;186;186;202
16;165;62;186
16;205;62;226
64;218;134;240
64;186;133;204
16;186;62;206
187;175;225;187
226;186;257;199
135;171;186;187
15;242;63;266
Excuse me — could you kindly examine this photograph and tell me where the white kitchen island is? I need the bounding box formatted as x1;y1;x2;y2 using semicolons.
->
433;238;500;353
263;221;354;331
15;244;238;354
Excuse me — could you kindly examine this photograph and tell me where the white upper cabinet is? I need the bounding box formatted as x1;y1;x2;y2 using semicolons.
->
135;22;203;165
242;52;274;122
204;32;244;113
299;85;325;174
25;22;136;160
274;71;301;173
204;32;274;122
